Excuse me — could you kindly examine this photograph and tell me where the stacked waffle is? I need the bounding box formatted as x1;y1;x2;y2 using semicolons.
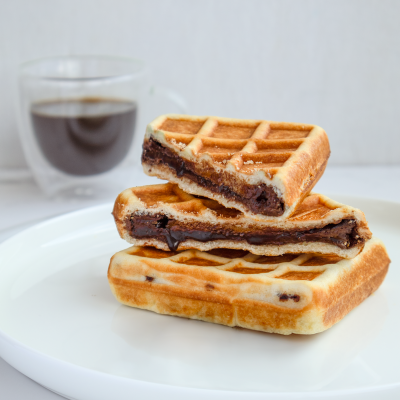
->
108;115;390;335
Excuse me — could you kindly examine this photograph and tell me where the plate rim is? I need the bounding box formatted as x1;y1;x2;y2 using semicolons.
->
0;195;399;399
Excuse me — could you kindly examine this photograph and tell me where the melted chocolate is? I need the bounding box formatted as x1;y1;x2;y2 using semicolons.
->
142;138;284;216
125;213;363;252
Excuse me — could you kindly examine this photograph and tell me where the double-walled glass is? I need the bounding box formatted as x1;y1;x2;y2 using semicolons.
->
18;55;186;198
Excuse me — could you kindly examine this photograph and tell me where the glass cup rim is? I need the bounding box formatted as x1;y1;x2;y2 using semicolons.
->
19;54;147;82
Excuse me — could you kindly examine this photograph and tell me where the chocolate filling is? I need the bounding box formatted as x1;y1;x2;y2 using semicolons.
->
142;138;284;216
125;214;363;252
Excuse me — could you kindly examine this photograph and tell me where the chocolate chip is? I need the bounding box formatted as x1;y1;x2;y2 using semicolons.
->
145;276;154;282
279;294;289;301
291;294;300;302
279;293;300;302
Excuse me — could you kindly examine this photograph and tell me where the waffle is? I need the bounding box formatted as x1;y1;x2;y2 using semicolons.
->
113;183;372;259
142;114;330;220
108;237;389;335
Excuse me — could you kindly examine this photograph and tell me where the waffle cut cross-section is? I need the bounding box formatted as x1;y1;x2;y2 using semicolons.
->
108;237;390;335
113;183;372;258
142;114;330;220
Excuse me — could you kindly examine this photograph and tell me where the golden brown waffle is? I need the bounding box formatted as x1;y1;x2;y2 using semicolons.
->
113;183;372;259
142;114;330;220
108;237;389;335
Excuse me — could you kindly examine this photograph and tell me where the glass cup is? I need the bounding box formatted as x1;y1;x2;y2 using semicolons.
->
18;55;186;198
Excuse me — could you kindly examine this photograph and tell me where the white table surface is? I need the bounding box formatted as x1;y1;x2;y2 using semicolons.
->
0;166;399;399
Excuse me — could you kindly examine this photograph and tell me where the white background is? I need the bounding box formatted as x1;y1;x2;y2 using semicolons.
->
0;2;399;397
0;0;399;171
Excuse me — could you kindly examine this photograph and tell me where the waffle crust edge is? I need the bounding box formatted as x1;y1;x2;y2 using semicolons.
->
108;238;389;335
142;114;331;219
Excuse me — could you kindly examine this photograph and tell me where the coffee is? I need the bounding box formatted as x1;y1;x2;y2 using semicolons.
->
31;98;137;176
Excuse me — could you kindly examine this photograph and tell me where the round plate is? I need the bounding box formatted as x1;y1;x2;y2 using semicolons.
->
0;196;399;400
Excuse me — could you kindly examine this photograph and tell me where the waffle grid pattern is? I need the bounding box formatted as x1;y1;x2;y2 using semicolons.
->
158;116;314;176
108;239;389;334
128;183;337;222
125;246;344;282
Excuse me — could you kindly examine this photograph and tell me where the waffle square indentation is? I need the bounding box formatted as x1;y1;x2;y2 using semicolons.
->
211;122;259;139
198;138;247;162
200;199;242;218
266;123;311;139
254;139;303;153
164;134;194;150
135;185;187;206
267;130;310;139
278;271;323;281
177;257;224;267
160;119;205;135
128;247;177;258
290;199;333;221
199;138;247;153
253;254;299;264
301;255;343;266
239;152;292;173
227;266;274;274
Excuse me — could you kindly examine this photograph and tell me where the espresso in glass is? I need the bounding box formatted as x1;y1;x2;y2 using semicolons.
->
31;98;137;176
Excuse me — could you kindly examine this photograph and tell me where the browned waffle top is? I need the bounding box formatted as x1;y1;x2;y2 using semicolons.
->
125;246;344;278
108;238;389;335
114;183;369;228
143;114;331;219
152;115;317;177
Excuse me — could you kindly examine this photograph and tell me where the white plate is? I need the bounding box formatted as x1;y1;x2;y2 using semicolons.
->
0;195;399;400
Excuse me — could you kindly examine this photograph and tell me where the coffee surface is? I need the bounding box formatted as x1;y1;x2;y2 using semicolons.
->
31;98;137;176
